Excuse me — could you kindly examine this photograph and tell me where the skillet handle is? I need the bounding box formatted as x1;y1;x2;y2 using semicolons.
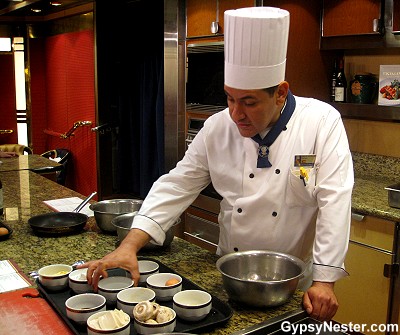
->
73;192;97;213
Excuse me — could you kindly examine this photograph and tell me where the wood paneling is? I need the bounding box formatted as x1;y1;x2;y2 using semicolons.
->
186;0;254;38
344;118;400;157
342;52;400;158
322;0;381;37
345;51;400;83
187;1;329;100
394;0;400;32
334;216;394;332
264;1;329;100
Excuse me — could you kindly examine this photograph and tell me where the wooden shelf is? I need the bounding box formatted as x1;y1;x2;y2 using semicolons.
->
331;102;400;122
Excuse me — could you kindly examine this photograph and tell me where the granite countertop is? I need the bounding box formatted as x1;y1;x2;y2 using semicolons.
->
0;170;303;335
352;152;400;222
0;154;61;172
1;152;399;334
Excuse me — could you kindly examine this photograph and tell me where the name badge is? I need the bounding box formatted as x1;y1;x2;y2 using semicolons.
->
294;155;316;168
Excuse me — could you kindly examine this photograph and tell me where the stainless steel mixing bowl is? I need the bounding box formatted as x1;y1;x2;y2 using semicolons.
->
89;199;143;233
111;212;180;249
216;250;306;307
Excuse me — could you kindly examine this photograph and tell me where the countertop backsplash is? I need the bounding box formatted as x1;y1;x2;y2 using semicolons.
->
352;151;400;182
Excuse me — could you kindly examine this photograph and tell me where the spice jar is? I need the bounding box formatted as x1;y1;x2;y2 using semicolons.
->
350;73;378;104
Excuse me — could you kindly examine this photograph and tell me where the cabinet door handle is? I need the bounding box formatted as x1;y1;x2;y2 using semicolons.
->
351;212;365;221
373;18;380;33
383;263;399;278
184;232;218;247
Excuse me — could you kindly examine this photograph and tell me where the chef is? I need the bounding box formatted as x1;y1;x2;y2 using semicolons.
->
80;7;354;321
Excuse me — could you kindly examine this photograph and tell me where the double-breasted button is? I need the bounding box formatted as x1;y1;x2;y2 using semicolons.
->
249;173;254;178
272;211;277;217
275;169;280;174
237;208;242;213
234;247;238;252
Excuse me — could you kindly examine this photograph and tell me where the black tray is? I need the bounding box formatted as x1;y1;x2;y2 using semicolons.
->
37;257;233;335
0;221;13;241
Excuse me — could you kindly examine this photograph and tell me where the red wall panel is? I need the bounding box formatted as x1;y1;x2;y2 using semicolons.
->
30;38;47;154
0;54;18;144
30;30;97;197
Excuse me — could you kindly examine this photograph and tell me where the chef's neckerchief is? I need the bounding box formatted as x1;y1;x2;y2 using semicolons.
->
251;90;296;168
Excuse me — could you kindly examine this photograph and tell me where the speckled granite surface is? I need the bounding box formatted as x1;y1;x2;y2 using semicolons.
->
1;153;399;334
0;170;303;335
352;151;400;222
0;154;61;172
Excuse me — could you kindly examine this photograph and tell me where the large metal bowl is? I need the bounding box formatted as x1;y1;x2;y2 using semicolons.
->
216;250;306;307
111;212;180;250
89;199;143;233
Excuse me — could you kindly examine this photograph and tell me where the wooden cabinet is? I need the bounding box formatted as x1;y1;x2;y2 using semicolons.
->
186;0;254;38
333;215;397;334
322;0;383;37
393;0;400;33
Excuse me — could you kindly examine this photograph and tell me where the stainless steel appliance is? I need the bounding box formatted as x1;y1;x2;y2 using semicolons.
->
186;41;226;109
184;109;223;252
183;39;228;252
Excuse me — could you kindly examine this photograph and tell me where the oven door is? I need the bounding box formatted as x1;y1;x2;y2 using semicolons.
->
184;186;221;253
184;204;219;253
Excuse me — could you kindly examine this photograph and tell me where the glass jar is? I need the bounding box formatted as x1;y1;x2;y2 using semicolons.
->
350;74;378;104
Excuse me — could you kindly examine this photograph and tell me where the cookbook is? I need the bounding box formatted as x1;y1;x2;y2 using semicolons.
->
378;65;400;107
0;259;32;293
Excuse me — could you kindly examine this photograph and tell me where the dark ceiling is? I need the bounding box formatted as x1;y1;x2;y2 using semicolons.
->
0;0;93;18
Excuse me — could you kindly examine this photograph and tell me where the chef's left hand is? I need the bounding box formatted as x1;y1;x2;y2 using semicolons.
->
302;281;338;322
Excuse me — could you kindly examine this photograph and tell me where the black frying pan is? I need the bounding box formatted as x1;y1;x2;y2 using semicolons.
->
29;192;97;236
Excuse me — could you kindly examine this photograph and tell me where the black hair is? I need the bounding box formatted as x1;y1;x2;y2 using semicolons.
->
263;85;279;97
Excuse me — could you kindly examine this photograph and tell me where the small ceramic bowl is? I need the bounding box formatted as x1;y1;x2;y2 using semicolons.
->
146;273;182;302
133;306;176;335
98;276;134;305
38;264;73;291
87;310;130;335
138;260;159;285
173;289;212;321
69;268;93;294
117;287;156;318
65;293;106;325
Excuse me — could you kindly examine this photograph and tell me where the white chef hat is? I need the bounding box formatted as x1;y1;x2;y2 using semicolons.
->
224;7;290;89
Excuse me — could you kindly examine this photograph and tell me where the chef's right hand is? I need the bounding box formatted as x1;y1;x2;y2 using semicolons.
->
78;228;151;291
0;151;17;158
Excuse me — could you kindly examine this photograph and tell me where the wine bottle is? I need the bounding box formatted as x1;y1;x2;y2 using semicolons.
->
330;59;338;102
334;59;347;102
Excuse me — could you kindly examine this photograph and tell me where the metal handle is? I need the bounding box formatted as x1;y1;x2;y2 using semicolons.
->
383;263;399;278
63;121;93;139
351;212;365;221
184;231;218;247
0;129;13;134
73;191;97;213
210;0;219;33
44;121;93;139
91;124;113;134
373;18;381;33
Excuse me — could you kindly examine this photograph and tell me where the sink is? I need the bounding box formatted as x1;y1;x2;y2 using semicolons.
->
230;309;349;335
385;183;400;209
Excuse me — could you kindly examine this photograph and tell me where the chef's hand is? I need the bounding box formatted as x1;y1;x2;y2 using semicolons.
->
77;228;151;291
302;281;338;322
0;151;17;158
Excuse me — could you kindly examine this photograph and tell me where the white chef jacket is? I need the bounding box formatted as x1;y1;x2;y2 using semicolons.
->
131;96;354;284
